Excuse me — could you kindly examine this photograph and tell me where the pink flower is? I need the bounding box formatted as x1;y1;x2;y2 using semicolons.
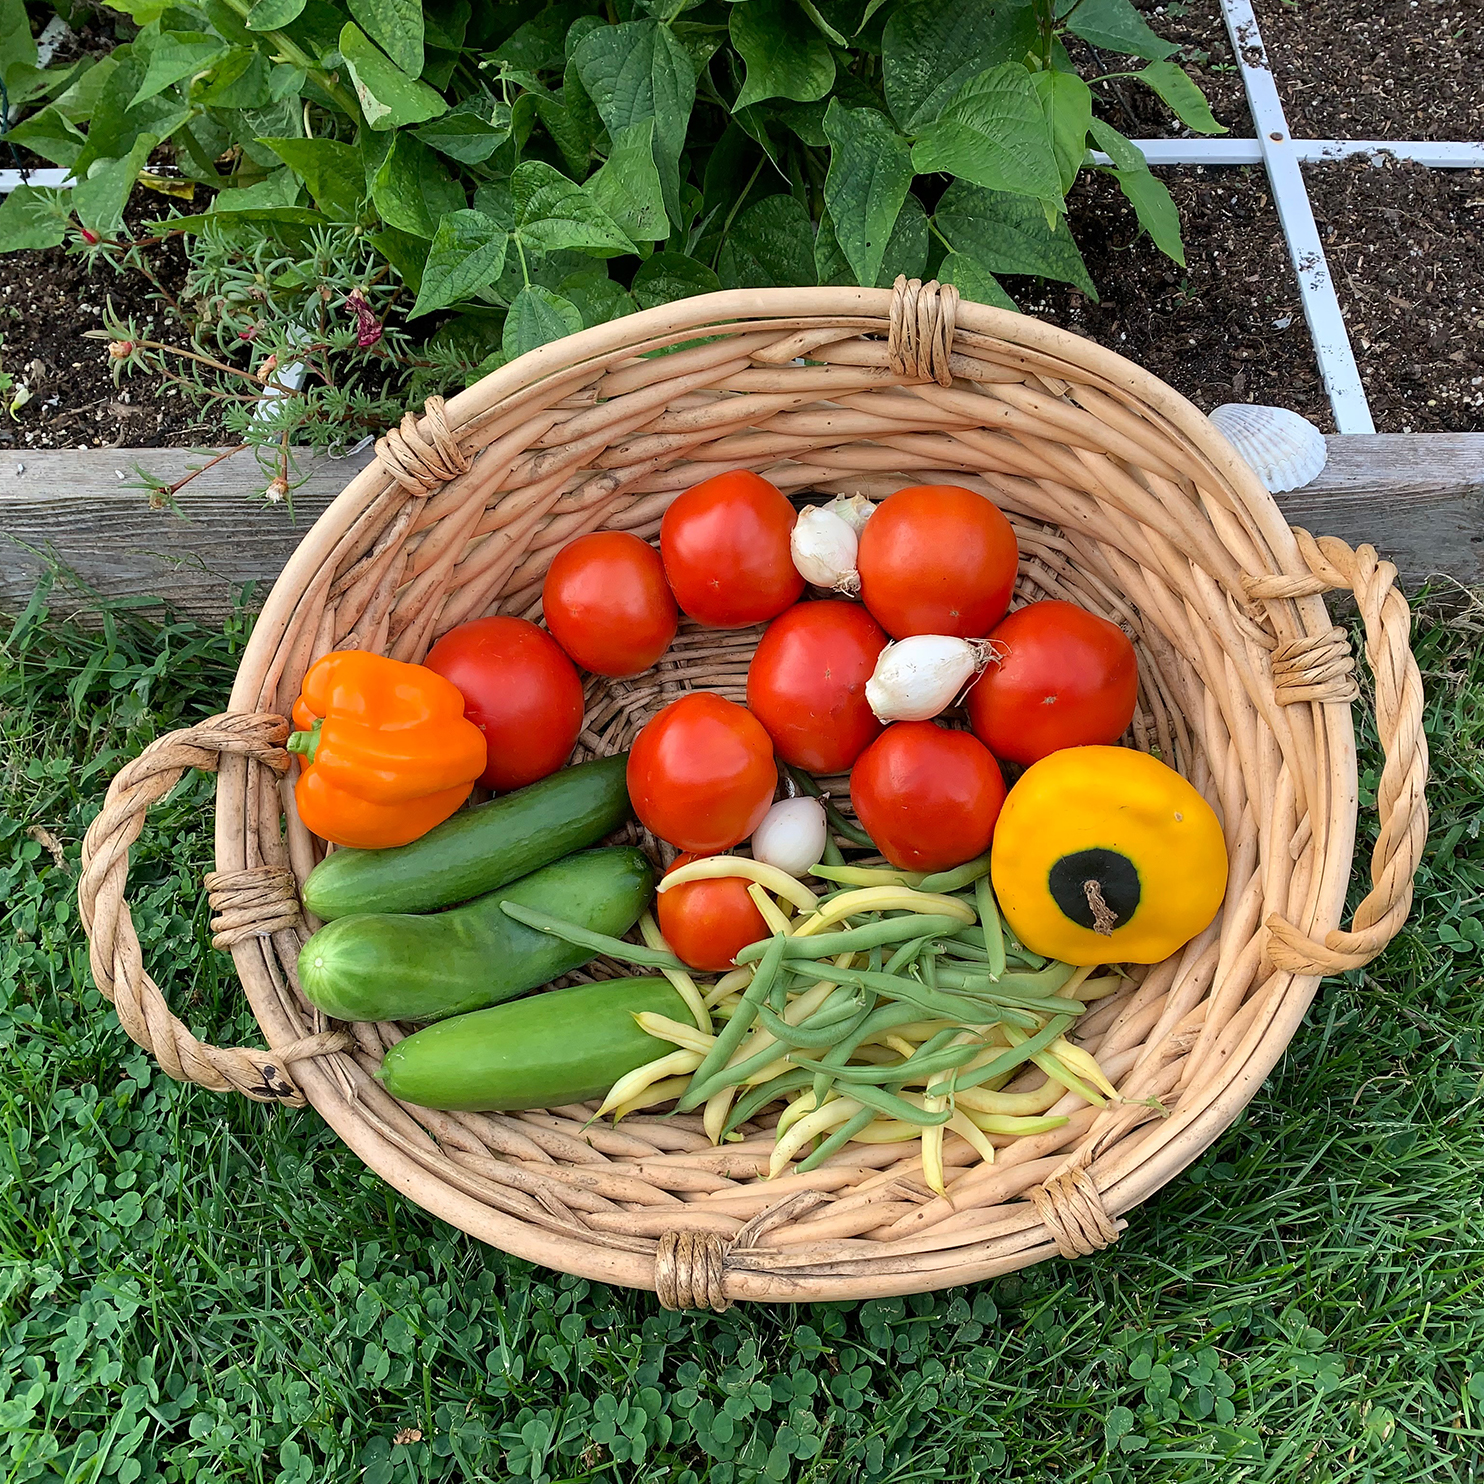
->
79;227;100;245
345;288;383;349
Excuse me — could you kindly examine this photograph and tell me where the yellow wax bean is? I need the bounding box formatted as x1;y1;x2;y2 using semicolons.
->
791;885;975;936
747;882;795;938
657;855;819;913
769;1097;863;1177
639;912;711;1033
612;1076;693;1121
596;1048;702;1118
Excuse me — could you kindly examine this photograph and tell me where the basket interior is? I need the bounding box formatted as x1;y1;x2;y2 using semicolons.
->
216;291;1358;1301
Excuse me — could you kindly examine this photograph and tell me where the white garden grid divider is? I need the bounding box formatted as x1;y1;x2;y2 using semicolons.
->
5;1;1482;433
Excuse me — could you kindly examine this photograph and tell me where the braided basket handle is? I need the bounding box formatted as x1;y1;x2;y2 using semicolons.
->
1245;533;1429;976
77;712;348;1105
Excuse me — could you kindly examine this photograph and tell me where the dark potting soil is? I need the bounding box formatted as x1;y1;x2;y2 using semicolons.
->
1255;0;1484;141
0;197;229;450
1007;166;1333;430
1305;158;1484;433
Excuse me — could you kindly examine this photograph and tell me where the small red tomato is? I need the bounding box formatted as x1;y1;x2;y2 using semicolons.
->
746;600;888;774
856;484;1018;639
542;532;678;678
627;692;777;852
424;616;584;792
849;721;1006;873
659;469;804;628
657;853;769;971
967;600;1138;765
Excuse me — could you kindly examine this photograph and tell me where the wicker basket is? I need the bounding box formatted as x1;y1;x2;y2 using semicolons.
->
78;282;1429;1309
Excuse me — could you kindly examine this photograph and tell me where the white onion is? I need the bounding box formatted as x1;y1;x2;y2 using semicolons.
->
791;505;860;593
865;635;990;722
750;797;829;878
823;494;875;537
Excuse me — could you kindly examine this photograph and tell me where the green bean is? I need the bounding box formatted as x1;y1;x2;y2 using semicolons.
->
753;997;872;1049
868;943;883;973
847;1082;952;1126
951;924;1046;968
678;934;786;1106
733;914;966;963
808;1000;929;1107
792;1040;984;1086
921;948;938;991
795;1106;877;1172
975;877;1007;980
884;934;935;977
782;961;1039;1027
916;853;993;895
821;834;846;869
785;765;875;849
498;903;690;970
927;1013;1074;1096
724;1068;813;1135
935;960;1078;996
812;864;920;889
679;1037;795;1111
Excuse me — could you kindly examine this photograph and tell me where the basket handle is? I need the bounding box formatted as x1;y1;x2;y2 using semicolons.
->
1244;533;1429;976
77;712;350;1105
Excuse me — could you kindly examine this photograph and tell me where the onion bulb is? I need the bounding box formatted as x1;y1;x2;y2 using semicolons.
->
823;494;875;537
791;505;860;594
750;797;829;878
865;635;991;722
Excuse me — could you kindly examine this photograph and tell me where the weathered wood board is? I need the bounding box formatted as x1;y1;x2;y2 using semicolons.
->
1;435;1479;620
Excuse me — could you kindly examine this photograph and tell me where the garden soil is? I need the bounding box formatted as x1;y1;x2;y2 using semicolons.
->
1255;0;1484;140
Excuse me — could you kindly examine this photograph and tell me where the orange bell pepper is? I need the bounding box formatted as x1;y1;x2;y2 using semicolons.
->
288;650;487;850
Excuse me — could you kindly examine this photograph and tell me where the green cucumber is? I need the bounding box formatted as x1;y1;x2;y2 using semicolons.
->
299;847;654;1023
302;754;631;919
378;977;690;1112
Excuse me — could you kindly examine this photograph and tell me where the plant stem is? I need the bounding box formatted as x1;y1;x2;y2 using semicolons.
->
215;0;362;120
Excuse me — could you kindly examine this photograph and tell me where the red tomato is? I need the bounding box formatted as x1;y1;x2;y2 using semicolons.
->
657;853;769;971
746;600;888;774
849;721;1006;873
966;600;1138;765
659;470;804;628
424;616;583;792
627;692;777;852
856;484;1018;639
542;532;678;678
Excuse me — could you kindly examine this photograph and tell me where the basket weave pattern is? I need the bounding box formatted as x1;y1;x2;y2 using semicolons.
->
78;284;1427;1307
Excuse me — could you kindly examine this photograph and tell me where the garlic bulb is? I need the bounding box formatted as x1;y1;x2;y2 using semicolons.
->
865;635;990;722
791;505;860;594
750;797;829;878
823;494;875;537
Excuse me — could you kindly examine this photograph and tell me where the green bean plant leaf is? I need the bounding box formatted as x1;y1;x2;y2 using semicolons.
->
934;180;1097;298
259;138;365;220
347;0;425;78
821;100;915;288
910;64;1063;210
585;119;670;244
0;184;72;252
409;209;509;319
340;22;446;130
1123;59;1228;135
1032;66;1094;194
631;251;721;309
128;32;229;107
1088;117;1186;265
717;194;817;290
731;0;836;111
413;99;511;164
245;0;307;30
571;20;696;223
1060;0;1178;60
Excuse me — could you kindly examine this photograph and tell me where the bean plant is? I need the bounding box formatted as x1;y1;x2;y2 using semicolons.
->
0;0;1222;477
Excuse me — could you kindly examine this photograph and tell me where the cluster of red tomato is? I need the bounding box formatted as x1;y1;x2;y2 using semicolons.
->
422;471;1137;972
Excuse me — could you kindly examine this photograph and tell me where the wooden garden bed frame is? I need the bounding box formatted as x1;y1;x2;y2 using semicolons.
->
3;435;1479;620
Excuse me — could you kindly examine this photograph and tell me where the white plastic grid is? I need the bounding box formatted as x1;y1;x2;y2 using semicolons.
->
3;4;1481;431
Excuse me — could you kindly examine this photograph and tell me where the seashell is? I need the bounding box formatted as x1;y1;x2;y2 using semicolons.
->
1209;403;1328;493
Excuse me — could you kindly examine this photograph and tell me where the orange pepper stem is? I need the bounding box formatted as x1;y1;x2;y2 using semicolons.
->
287;718;323;763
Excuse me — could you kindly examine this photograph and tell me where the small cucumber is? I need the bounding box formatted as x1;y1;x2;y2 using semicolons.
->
299;847;653;1023
302;754;631;919
378;977;690;1112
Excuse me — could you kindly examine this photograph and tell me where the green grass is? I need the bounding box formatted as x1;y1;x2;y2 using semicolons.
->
2;578;1482;1484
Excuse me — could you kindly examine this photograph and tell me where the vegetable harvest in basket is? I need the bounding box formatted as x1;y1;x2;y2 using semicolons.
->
291;477;1229;1189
